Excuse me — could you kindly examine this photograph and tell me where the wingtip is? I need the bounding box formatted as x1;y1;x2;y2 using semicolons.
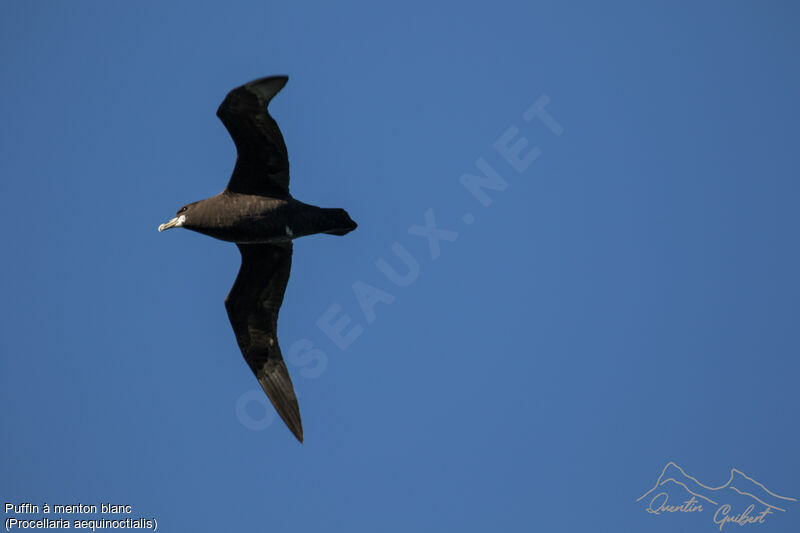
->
218;75;290;119
286;415;304;444
256;359;304;444
245;75;289;93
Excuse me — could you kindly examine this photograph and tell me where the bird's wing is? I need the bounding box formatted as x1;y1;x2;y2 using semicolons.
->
217;76;291;197
224;242;302;442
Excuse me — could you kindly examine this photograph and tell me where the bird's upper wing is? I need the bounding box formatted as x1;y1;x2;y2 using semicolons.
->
217;76;291;197
224;242;302;442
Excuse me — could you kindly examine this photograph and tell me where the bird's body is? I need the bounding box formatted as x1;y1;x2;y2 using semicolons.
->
177;192;355;244
158;76;356;442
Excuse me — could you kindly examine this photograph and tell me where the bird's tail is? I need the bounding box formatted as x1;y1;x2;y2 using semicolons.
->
322;208;358;236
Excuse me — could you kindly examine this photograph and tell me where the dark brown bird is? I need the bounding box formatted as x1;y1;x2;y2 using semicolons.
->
158;76;356;442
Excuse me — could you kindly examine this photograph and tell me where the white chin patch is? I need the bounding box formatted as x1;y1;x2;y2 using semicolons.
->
176;214;186;227
285;225;294;236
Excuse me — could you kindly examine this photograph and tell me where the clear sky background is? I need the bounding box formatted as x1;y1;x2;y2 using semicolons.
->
2;2;799;532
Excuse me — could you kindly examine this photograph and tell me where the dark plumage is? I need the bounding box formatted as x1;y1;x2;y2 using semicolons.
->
158;76;357;442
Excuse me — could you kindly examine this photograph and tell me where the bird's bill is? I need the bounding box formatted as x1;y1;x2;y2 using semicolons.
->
157;215;185;232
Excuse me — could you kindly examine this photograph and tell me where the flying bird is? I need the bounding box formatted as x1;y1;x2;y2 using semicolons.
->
158;76;357;442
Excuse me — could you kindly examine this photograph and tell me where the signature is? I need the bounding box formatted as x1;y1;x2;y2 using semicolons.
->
637;462;796;530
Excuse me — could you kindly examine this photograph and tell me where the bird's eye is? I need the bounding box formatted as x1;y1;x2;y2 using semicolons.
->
178;206;187;214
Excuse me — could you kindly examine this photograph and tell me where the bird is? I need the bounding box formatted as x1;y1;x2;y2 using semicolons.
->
158;76;357;442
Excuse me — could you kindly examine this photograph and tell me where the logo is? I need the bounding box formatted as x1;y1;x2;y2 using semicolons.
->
637;462;796;530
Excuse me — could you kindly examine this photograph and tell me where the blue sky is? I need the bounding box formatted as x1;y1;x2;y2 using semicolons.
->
2;2;799;532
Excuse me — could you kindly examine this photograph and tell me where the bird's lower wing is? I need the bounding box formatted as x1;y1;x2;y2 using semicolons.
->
224;242;302;442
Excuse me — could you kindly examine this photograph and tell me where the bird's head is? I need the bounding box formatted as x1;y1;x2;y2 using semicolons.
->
158;202;198;232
